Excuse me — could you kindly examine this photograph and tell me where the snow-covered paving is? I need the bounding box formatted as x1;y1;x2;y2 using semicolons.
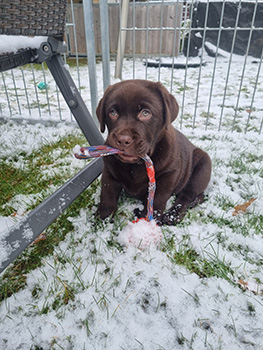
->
0;55;263;349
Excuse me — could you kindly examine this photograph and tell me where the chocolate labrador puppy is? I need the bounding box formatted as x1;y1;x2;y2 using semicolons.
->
96;79;211;225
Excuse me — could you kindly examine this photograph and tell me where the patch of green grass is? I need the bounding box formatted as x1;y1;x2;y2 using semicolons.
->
161;190;261;281
182;113;193;121
202;210;263;236
0;132;87;215
228;157;254;175
163;234;234;282
214;193;234;211
22;58;93;72
179;249;233;280
0;180;100;302
200;111;215;119
0;131;98;301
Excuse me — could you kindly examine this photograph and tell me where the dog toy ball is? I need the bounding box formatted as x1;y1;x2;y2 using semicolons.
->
74;145;163;248
37;82;48;90
118;218;162;250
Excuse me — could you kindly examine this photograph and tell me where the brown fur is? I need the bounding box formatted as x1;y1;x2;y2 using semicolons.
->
96;79;211;225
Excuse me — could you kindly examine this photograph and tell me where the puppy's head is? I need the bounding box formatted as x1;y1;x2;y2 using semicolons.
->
96;79;179;163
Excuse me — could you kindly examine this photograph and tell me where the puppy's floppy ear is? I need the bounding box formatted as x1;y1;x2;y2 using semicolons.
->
96;98;106;133
156;82;179;128
96;85;112;133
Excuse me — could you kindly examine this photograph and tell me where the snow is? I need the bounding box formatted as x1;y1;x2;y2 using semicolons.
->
118;219;163;249
1;45;263;348
204;41;233;58
21;224;34;241
0;217;16;266
0;35;48;55
73;144;82;155
197;0;258;2
145;55;205;67
0;122;77;159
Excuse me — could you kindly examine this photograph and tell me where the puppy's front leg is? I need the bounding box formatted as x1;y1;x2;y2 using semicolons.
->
97;170;122;220
133;174;171;222
152;174;175;224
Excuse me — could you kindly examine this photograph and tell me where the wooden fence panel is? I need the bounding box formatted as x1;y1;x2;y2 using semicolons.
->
66;3;183;57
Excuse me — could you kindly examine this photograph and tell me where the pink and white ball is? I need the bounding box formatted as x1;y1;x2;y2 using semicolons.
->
118;219;163;250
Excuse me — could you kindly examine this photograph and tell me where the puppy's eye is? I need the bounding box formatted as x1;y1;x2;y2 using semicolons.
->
109;109;118;119
139;109;151;120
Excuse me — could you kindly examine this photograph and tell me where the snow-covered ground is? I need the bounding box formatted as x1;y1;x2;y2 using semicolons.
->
0;53;263;349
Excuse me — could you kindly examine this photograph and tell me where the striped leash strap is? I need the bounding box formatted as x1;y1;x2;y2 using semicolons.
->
74;145;155;222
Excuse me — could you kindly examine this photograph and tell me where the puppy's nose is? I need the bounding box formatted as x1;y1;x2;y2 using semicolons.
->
116;135;133;148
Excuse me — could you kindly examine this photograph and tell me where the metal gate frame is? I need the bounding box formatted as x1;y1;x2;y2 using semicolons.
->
0;2;105;273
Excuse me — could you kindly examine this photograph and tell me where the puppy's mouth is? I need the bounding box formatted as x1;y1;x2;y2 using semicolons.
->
117;153;140;163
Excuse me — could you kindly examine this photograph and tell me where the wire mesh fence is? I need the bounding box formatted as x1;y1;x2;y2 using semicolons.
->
0;0;262;133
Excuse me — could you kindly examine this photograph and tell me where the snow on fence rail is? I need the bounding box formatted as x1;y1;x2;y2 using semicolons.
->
0;0;262;133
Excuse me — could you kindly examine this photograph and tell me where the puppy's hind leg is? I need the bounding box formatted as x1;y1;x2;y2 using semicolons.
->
163;148;212;225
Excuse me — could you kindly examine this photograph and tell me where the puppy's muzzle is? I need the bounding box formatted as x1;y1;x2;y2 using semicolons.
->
115;134;133;149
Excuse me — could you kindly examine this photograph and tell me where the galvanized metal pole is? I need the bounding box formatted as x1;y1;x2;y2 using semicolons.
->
20;67;31;115
132;0;136;78
99;0;111;91
170;0;181;94
70;0;81;92
218;0;242;131
157;0;165;82
1;72;12;116
192;0;210;128
232;0;259;132
180;0;195;129
83;0;98;119
144;0;150;79
246;46;263;134
30;63;42;117
205;0;226;130
115;0;129;80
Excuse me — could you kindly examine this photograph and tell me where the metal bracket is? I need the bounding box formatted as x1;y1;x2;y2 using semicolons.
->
34;37;67;63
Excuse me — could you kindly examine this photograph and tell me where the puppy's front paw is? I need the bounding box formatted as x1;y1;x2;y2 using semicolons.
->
134;208;163;226
134;207;146;219
97;203;117;221
161;205;186;225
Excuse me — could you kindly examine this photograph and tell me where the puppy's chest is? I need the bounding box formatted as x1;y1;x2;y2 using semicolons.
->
116;165;148;198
